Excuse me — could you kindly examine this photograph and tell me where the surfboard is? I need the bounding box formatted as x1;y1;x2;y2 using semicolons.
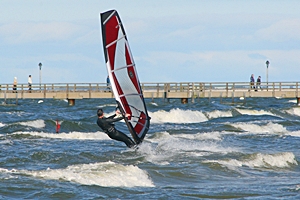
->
100;10;150;144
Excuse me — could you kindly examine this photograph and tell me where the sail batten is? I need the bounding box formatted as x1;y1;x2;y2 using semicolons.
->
106;35;126;48
111;64;135;72
102;10;117;24
100;10;150;144
120;93;142;97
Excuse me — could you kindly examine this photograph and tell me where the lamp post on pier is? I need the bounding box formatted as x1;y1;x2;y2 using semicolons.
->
266;60;269;91
39;62;42;90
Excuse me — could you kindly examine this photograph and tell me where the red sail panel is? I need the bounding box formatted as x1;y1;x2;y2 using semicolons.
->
104;15;119;70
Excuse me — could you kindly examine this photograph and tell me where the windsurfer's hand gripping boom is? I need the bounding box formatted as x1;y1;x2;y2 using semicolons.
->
116;108;131;119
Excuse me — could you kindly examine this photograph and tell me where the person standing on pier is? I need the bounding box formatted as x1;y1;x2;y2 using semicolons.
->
28;75;32;92
13;77;17;92
250;74;255;89
256;76;261;90
106;75;111;91
106;75;110;86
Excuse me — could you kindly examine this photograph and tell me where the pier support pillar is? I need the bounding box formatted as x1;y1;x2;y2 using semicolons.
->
297;97;300;105
181;98;188;104
68;99;75;106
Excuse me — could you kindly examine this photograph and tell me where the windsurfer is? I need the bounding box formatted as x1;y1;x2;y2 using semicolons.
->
96;108;136;148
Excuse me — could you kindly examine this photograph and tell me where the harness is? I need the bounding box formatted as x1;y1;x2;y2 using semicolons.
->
106;126;116;133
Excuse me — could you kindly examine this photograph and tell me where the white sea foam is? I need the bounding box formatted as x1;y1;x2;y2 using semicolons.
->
139;131;236;165
146;131;172;143
235;108;275;116
19;119;45;128
206;110;232;119
162;135;234;153
11;131;109;140
0;139;13;145
97;104;117;108
1;161;154;187
232;122;287;134
149;108;208;124
0;122;5;127
3;111;26;116
286;107;300;117
231;122;300;138
285;130;300;137
136;142;171;165
150;102;158;106
204;152;298;170
148;132;232;153
288;99;297;104
176;131;223;141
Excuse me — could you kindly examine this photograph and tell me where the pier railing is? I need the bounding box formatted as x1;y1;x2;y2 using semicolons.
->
0;82;299;100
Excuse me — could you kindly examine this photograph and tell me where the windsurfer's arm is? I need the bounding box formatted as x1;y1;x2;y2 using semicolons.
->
107;114;117;119
106;110;130;122
106;114;124;123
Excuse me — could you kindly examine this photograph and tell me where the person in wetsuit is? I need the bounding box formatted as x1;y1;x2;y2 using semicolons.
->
96;108;136;148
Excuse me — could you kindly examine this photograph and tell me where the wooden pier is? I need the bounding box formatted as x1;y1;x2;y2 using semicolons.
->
1;82;299;105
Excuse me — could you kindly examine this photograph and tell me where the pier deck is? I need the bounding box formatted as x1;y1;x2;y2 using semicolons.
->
1;82;299;103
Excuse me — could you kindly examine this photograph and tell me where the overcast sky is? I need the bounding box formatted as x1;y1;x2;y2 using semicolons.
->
1;0;300;84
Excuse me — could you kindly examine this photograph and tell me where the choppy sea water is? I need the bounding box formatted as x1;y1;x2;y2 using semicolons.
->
0;97;300;199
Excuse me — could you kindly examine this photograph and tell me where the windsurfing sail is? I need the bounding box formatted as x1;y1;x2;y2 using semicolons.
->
100;10;150;144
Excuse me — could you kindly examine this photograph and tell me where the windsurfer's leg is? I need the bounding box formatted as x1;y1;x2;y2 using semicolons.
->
108;130;136;148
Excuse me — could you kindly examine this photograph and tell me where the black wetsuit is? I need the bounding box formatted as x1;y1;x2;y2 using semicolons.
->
97;114;136;148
